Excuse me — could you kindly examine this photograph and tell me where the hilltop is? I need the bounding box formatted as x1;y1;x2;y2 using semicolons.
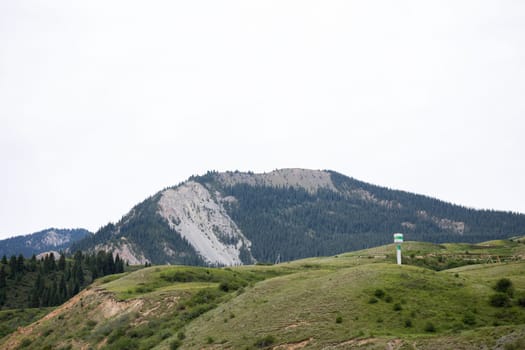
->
71;169;525;266
2;237;525;349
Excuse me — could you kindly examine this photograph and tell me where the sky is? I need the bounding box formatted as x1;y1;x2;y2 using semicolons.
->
1;0;524;239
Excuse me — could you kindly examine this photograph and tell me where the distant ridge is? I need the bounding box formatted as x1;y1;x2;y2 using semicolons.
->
0;228;92;257
71;169;525;265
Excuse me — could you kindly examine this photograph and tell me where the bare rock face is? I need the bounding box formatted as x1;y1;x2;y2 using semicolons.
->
158;181;254;266
96;239;149;265
217;168;338;194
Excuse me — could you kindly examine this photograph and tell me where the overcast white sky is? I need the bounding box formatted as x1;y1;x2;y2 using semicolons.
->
1;0;524;239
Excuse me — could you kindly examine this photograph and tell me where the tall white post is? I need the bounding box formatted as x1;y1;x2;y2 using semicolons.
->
394;233;403;265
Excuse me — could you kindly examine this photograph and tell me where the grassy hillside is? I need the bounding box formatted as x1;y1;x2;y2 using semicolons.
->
2;238;525;349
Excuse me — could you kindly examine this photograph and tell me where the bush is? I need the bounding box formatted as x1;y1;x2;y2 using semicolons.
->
105;336;138;350
336;316;343;324
177;331;186;340
424;322;436;332
19;338;32;348
490;293;511;307
518;297;525;307
393;303;402;311
368;297;378;304
374;289;385;298
404;319;412;328
495;278;514;296
170;340;182;350
207;336;214;344
255;335;276;348
463;313;476;325
384;295;393;303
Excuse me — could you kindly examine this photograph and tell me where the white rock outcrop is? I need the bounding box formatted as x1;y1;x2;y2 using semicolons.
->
158;181;253;266
217;168;338;194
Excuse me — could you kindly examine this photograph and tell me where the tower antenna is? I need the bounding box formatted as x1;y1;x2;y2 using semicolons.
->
393;233;404;265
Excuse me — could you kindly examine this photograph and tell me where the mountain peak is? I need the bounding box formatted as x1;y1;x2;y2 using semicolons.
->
70;169;525;266
215;168;338;194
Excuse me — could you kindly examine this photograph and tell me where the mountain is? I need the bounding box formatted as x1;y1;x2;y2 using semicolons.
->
3;238;525;349
71;169;525;266
0;228;92;258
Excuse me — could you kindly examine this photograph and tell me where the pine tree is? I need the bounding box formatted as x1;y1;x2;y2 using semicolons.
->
58;252;66;271
73;260;84;286
30;273;44;307
29;254;37;272
8;255;17;278
0;266;6;306
17;254;25;273
0;266;6;288
48;252;57;271
115;254;124;273
59;275;67;301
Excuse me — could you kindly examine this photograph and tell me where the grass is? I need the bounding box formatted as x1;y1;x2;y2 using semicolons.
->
0;307;54;339
2;237;525;349
179;262;522;349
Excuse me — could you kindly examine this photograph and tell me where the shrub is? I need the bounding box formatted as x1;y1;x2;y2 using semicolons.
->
19;338;32;347
463;313;476;325
207;336;214;344
495;278;514;296
336;316;343;324
384;295;393;303
160;332;171;340
105;336;138;350
255;335;276;348
518;297;525;307
177;331;186;340
219;282;230;292
170;340;182;350
393;303;402;311
424;322;436;332
374;289;385;298
490;293;511;307
404;319;412;328
368;297;378;304
107;327;126;344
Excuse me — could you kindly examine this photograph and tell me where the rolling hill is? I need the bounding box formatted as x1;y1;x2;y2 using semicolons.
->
2;237;525;349
71;169;525;266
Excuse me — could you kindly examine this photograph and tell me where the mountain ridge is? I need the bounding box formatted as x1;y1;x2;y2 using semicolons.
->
70;169;525;265
0;228;92;258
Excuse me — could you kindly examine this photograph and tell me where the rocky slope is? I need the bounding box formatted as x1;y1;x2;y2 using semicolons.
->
70;169;525;265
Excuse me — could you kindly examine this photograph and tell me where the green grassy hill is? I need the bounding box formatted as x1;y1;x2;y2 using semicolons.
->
2;238;525;349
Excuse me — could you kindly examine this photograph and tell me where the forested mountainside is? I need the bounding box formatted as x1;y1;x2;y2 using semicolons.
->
0;250;123;311
71;169;525;265
0;228;92;258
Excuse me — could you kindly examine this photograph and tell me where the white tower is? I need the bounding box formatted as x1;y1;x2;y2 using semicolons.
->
393;233;403;265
